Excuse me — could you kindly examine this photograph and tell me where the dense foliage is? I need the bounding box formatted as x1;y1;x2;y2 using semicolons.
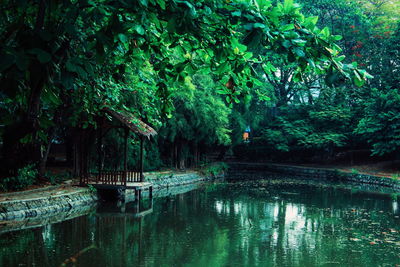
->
1;0;398;189
234;0;400;163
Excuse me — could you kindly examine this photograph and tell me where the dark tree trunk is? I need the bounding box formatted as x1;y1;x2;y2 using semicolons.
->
1;1;48;176
177;139;185;170
72;128;81;177
174;141;178;169
38;127;57;177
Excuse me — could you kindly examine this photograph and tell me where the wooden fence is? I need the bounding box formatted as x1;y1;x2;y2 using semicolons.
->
81;170;143;186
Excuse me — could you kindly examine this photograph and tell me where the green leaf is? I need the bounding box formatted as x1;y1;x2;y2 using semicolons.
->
217;62;231;74
263;62;277;74
30;48;52;63
244;94;252;104
332;35;342;41
20;134;33;144
85;62;95;77
282;40;292;48
66;59;77;72
307;58;316;68
139;0;148;7
304;16;318;28
293;47;305;57
216;89;229;95
256;0;271;10
134;25;145;35
292;39;307;46
156;0;165;9
253;23;266;29
336;55;346;62
66;59;87;79
353;70;365;87
280;24;295;32
232;10;241;17
43;88;61;106
293;71;303;82
283;0;294;12
359;69;373;79
320;27;330;38
118;33;128;44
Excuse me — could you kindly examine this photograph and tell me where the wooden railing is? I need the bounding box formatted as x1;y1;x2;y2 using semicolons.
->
126;171;142;183
96;170;125;185
81;170;143;186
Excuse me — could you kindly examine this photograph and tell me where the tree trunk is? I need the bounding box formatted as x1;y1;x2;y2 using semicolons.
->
174;141;178;169
72;129;81;177
38;127;57;177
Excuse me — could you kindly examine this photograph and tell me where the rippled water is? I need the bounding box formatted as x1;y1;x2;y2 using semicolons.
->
1;180;400;267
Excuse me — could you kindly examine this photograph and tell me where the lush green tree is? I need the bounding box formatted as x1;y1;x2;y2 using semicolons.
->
158;74;231;168
231;0;400;163
355;88;400;156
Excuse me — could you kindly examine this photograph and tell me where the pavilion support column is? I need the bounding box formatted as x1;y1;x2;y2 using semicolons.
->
97;126;102;183
83;131;89;184
78;129;84;186
124;127;129;186
79;129;88;185
140;136;144;182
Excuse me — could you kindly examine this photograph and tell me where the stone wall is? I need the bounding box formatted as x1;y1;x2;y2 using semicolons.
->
0;188;98;221
125;171;223;200
227;162;400;191
147;171;223;189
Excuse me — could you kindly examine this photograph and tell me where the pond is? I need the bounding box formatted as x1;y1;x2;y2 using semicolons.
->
1;179;400;267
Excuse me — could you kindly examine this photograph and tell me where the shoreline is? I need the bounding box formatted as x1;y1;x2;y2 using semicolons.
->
227;162;400;191
2;162;400;232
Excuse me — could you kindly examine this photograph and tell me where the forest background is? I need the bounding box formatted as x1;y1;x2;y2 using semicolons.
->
0;0;399;190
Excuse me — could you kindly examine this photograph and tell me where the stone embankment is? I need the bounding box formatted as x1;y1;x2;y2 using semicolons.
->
227;162;400;191
4;162;398;226
0;171;222;222
146;171;222;189
0;187;98;221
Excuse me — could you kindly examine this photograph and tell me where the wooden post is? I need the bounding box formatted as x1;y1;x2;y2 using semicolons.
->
78;129;83;185
79;129;88;185
124;127;129;186
135;189;141;204
97;126;102;183
83;131;89;184
139;136;144;182
81;130;86;185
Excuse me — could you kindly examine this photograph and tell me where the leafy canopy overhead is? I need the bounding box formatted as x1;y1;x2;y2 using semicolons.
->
0;0;371;170
1;0;368;118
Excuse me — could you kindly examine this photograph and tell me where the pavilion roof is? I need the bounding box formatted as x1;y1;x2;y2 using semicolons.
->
103;107;157;138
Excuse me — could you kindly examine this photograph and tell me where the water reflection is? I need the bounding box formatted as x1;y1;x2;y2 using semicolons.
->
0;181;399;267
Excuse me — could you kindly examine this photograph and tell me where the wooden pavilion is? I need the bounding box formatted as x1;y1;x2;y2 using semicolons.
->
78;107;157;195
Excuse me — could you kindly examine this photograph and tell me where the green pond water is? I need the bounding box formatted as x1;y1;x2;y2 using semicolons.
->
1;180;400;267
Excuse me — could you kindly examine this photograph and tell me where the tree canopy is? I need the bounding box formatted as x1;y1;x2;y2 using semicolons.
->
1;0;393;188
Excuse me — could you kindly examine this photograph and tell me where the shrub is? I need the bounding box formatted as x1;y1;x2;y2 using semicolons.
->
45;171;71;185
1;164;38;191
351;168;359;174
200;162;228;177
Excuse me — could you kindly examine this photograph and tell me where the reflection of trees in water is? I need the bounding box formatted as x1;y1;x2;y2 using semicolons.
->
0;185;399;267
205;185;400;266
